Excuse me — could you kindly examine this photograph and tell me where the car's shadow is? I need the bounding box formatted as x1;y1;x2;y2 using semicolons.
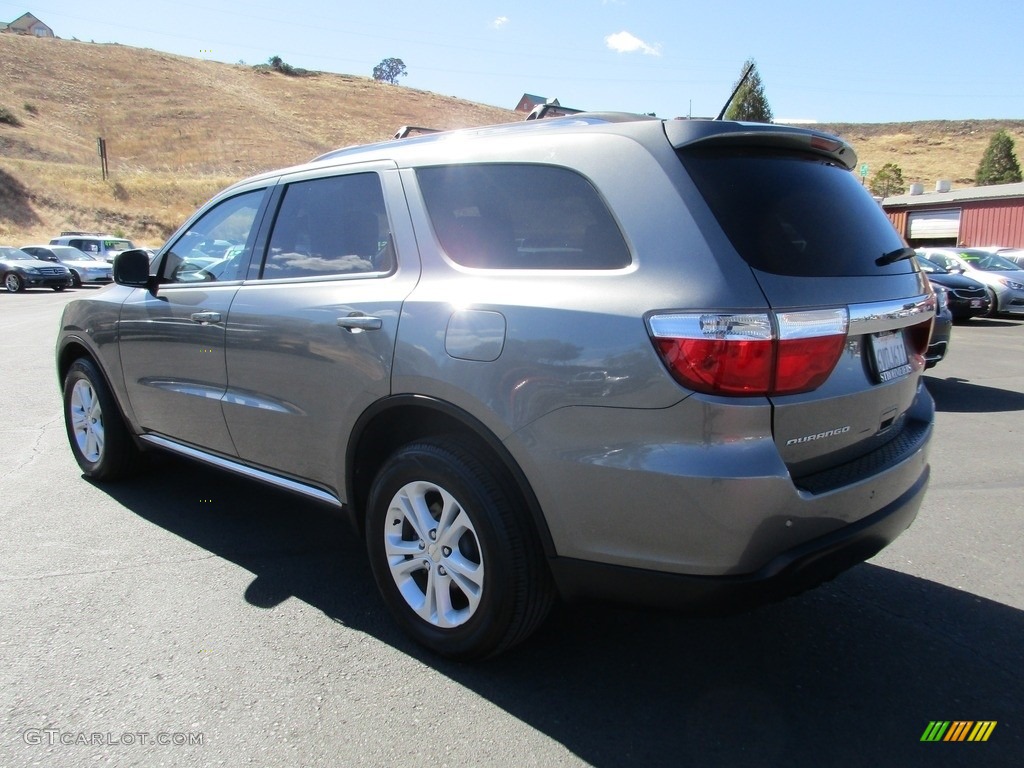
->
955;317;1023;328
924;374;1024;412
96;456;1022;767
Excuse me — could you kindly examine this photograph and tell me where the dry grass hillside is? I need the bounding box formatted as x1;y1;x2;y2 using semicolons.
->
0;34;515;244
3;33;1023;246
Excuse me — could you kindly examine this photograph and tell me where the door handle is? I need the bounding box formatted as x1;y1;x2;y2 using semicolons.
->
190;311;222;325
337;314;383;332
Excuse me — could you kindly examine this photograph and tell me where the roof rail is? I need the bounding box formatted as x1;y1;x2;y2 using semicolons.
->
59;231;105;236
525;104;584;121
393;125;442;140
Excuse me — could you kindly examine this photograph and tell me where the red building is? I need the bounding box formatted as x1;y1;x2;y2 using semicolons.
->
882;181;1024;248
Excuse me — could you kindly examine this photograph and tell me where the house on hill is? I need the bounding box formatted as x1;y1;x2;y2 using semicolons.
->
1;12;53;37
515;94;561;114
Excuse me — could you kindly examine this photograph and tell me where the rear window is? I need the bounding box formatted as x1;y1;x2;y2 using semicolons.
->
417;164;630;269
679;148;909;277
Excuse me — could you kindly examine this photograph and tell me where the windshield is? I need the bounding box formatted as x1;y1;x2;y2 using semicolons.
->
58;248;98;261
915;254;946;274
0;248;31;260
957;249;1020;271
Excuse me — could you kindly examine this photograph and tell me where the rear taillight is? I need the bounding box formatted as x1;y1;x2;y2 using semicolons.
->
905;317;934;363
649;309;849;396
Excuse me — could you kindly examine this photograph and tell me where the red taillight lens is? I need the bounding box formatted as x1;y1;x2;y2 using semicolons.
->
657;337;773;395
650;309;849;397
774;335;847;393
905;317;933;357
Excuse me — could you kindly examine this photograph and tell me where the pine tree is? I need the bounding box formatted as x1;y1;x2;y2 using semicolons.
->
870;163;907;197
723;59;773;123
976;130;1023;186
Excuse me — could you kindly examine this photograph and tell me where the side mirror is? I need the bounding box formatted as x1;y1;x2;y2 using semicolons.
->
113;249;158;292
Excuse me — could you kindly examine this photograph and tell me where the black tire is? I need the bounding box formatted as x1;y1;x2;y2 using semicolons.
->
986;288;999;317
62;358;142;481
4;272;24;293
365;437;554;659
70;271;83;288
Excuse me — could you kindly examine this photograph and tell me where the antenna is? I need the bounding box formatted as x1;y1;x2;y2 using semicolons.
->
716;62;755;121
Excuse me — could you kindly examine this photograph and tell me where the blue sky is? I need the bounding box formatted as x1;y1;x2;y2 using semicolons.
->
6;0;1023;123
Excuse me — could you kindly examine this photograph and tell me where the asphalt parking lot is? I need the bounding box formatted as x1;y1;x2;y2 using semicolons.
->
1;288;1021;767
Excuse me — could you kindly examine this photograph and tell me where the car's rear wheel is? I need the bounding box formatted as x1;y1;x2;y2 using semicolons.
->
365;437;554;659
4;273;24;293
63;358;141;480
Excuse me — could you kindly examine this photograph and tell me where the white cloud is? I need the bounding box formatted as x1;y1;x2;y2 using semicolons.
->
492;16;509;29
605;30;661;56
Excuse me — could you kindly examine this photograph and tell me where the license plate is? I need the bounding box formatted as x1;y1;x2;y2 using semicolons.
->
970;299;983;307
870;330;912;383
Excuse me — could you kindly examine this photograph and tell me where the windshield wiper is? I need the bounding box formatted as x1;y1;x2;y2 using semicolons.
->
876;246;916;266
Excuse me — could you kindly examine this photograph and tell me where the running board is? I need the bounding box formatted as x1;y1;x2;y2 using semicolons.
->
140;434;342;508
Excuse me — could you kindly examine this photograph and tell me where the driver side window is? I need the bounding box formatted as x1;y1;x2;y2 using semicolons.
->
161;189;266;284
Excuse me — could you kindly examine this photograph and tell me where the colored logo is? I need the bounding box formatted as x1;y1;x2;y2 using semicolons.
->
921;721;996;742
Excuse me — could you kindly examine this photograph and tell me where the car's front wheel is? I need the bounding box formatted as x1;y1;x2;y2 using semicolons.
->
365;438;554;659
63;358;141;480
986;288;1000;317
69;271;83;288
4;273;24;293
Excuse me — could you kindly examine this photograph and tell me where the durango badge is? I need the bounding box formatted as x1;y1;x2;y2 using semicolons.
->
786;426;851;446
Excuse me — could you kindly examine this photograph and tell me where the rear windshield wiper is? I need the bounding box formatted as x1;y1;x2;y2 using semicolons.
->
876;246;916;266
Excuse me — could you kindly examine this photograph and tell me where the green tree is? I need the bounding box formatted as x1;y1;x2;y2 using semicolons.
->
976;130;1023;185
373;57;408;85
723;59;773;123
870;162;907;197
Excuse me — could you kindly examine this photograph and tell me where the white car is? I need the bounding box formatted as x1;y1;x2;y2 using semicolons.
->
20;245;114;287
916;247;1024;316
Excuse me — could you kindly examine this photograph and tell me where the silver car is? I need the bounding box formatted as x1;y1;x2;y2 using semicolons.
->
917;247;1024;316
56;114;936;658
20;244;114;287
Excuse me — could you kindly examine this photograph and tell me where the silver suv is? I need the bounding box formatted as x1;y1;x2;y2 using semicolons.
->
56;114;936;658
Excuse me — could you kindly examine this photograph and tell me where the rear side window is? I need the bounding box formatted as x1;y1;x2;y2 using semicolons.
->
680;148;909;277
417;164;630;269
262;173;392;280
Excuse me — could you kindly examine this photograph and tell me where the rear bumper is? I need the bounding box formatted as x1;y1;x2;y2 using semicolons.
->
550;463;928;611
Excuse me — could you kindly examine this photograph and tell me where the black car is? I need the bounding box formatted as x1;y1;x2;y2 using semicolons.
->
915;254;990;320
0;246;72;292
925;285;952;369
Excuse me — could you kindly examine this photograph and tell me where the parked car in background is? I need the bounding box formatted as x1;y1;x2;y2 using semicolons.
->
49;233;136;263
20;245;113;287
916;247;1024;317
914;253;990;320
975;246;1024;267
925;286;952;369
56;113;936;659
1;246;72;292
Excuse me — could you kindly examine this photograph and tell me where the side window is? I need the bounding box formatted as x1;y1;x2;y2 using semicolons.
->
71;239;98;254
161;189;266;284
261;173;392;280
417;164;630;269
